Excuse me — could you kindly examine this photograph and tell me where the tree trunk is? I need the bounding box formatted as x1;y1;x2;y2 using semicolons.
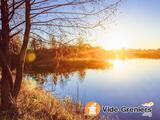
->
1;69;14;111
12;57;24;99
0;0;15;112
12;0;31;99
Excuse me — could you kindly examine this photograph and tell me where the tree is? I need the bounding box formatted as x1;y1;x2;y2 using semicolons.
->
76;36;85;47
29;37;46;51
0;0;31;114
0;0;121;115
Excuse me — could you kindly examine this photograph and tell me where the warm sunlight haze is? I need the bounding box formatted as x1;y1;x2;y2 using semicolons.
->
0;0;160;120
91;0;160;50
94;27;129;49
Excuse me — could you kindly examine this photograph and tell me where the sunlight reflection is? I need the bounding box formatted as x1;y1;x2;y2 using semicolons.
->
112;60;125;70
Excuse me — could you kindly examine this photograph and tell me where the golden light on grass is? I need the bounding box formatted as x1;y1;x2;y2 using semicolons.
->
22;80;37;90
26;52;36;63
16;80;93;120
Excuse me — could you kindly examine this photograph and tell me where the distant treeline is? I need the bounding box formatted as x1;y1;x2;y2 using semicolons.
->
25;44;111;73
23;45;160;73
28;43;160;61
105;48;160;59
30;44;108;61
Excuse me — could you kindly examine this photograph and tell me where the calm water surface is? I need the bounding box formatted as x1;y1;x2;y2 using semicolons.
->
26;59;160;120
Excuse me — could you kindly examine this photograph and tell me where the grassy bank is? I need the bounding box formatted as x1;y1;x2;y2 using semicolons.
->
1;80;99;120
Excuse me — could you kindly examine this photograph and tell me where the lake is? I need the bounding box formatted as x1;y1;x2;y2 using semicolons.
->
25;59;160;120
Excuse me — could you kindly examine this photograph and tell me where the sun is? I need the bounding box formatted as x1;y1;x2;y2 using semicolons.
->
92;26;130;50
104;31;128;49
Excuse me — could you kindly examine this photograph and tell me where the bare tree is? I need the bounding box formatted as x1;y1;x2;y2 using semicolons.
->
0;0;121;114
0;0;31;113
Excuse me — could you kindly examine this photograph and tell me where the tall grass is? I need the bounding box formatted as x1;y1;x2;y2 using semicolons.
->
13;80;96;120
0;80;113;120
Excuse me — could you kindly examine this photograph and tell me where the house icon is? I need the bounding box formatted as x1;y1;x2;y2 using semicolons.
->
85;101;100;116
88;103;97;115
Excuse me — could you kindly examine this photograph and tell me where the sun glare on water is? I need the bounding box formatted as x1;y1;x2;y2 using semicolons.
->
112;60;125;70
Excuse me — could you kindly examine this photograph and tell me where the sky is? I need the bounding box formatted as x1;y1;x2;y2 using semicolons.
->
91;0;160;49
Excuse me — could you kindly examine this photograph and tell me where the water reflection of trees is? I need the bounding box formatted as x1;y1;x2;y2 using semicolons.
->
24;60;113;87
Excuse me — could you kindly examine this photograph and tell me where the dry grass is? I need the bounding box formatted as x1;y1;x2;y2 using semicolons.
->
0;80;107;120
15;80;95;120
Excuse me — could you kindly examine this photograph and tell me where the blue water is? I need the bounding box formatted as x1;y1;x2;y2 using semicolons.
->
42;59;160;120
